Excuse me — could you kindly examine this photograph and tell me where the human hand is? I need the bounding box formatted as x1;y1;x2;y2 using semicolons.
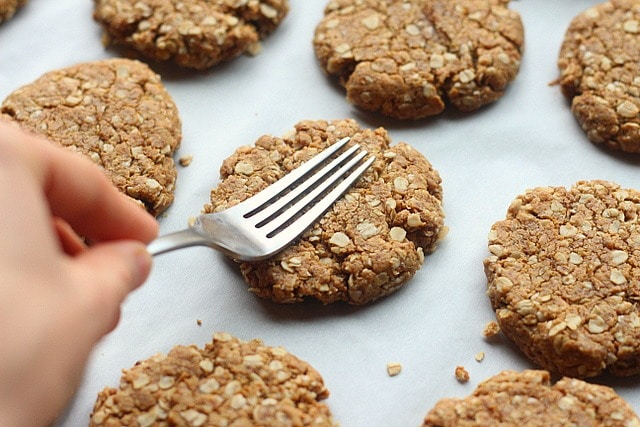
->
0;121;159;427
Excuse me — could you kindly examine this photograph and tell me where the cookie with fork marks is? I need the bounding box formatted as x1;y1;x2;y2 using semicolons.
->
205;119;446;305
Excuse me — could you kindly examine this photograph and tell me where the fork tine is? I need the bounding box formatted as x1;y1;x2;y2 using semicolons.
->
146;136;375;260
263;152;375;241
235;136;352;213
245;143;363;225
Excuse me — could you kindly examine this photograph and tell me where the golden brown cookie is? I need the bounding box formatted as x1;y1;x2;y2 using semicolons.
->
93;0;289;70
422;370;640;426
484;180;640;378
1;58;181;216
205;119;446;305
90;332;335;427
557;0;640;153
313;0;524;120
0;0;26;23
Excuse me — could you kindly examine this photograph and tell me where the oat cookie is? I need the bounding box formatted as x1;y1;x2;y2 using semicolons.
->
422;370;640;426
313;0;524;120
484;180;640;378
557;0;640;153
90;332;335;426
205;119;446;304
1;58;181;216
93;0;289;70
0;0;26;23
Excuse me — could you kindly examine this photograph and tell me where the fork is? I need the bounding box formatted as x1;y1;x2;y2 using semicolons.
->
147;137;375;261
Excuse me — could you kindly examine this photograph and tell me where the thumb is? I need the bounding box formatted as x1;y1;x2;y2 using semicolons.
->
68;241;152;336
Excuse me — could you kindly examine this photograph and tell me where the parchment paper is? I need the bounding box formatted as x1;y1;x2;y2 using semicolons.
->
2;1;639;426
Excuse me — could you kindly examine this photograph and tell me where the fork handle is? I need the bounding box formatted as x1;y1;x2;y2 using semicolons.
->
147;229;210;256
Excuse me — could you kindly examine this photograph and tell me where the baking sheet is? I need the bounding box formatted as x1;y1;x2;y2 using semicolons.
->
2;1;639;426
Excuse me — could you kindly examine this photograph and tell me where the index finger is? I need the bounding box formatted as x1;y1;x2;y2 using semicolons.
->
1;121;159;244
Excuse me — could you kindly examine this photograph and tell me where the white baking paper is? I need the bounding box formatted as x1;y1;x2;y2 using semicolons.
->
1;1;639;426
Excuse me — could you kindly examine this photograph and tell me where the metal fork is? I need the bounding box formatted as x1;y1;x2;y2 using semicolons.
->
147;137;375;261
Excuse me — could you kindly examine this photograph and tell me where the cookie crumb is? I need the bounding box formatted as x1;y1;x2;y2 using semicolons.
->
196;319;202;326
475;352;485;362
483;321;500;338
179;154;193;167
386;362;402;377
455;366;470;383
188;216;197;227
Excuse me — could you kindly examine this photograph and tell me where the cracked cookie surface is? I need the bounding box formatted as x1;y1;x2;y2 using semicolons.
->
1;58;181;216
0;0;27;23
205;119;446;305
422;370;640;426
90;332;335;427
557;0;640;153
313;0;524;120
484;180;640;378
93;0;289;70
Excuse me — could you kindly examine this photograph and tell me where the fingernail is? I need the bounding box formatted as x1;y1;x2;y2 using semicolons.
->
115;241;153;288
132;244;153;287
